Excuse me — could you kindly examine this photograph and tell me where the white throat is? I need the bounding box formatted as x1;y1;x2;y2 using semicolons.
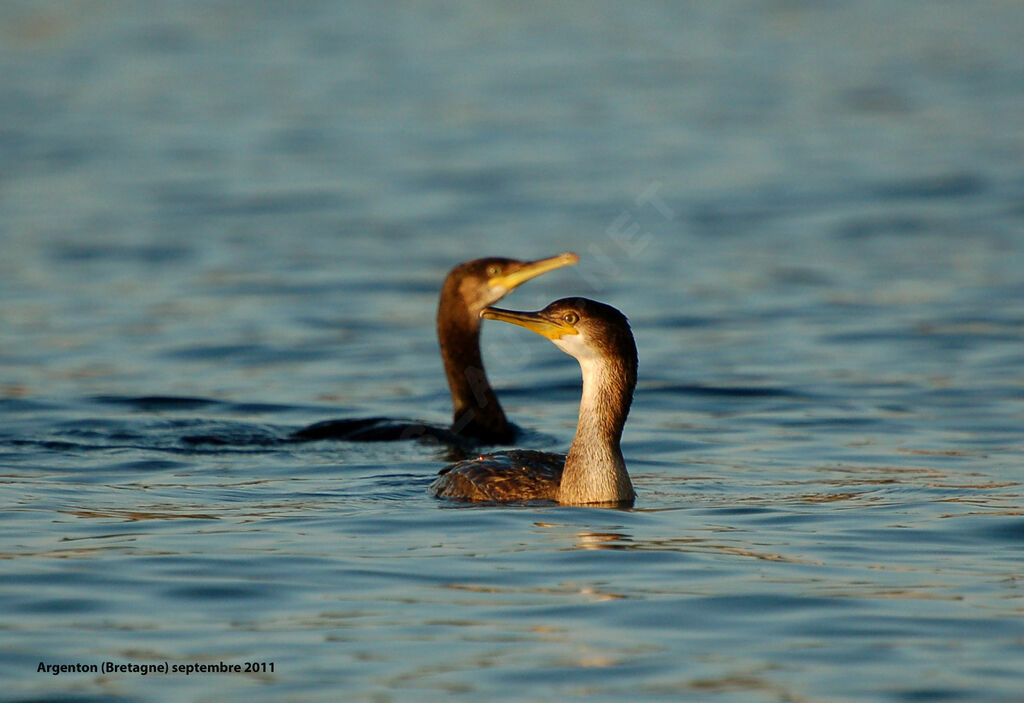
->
553;335;634;505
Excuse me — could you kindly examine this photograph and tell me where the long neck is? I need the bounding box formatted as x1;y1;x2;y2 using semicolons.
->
437;287;513;443
557;356;635;505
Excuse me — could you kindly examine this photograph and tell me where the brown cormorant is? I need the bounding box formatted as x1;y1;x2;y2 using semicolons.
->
430;297;636;505
291;253;579;445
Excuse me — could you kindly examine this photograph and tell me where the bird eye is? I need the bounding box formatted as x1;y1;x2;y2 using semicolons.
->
563;312;579;325
487;265;501;277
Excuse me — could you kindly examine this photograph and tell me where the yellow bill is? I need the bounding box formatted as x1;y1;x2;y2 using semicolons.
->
480;306;579;340
488;252;579;290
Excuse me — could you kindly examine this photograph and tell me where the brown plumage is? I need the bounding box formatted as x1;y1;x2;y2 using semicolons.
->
432;450;564;502
292;253;578;445
430;297;637;506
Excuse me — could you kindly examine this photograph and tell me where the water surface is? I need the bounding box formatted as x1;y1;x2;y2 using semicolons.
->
2;2;1024;701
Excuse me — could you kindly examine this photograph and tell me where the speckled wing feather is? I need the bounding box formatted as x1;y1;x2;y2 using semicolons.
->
430;450;565;503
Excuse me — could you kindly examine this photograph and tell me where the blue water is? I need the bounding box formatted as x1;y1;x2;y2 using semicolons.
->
3;2;1024;701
